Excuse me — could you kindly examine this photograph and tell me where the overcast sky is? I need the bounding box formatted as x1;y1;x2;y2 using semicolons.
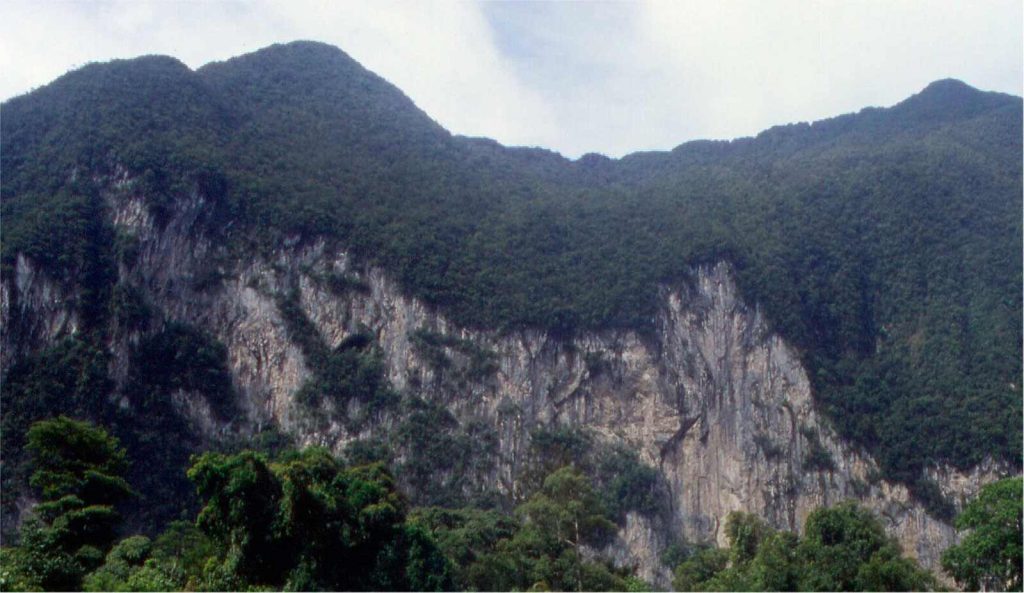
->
2;1;1020;158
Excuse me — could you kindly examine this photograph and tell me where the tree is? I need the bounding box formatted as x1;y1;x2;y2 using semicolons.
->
796;501;935;591
409;507;518;590
451;466;639;592
82;536;154;591
671;547;728;592
14;417;132;590
748;531;799;591
188;450;284;586
854;547;938;592
80;523;218;591
941;477;1023;591
723;511;770;565
147;521;218;589
513;466;618;591
667;503;935;592
678;512;774;592
187;447;454;591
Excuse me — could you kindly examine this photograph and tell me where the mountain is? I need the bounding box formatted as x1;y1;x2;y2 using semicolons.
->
1;41;1021;583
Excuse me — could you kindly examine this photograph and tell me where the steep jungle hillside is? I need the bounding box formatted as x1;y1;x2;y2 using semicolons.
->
1;40;1021;533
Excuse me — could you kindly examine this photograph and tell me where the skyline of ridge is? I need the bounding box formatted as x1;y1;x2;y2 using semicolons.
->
5;39;1020;163
2;0;1020;158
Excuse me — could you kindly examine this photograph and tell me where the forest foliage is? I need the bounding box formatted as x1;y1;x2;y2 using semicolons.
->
2;418;980;592
1;41;1021;525
941;477;1023;591
671;506;940;592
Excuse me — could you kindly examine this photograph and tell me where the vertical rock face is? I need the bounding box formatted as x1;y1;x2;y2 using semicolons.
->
1;181;1011;587
0;255;80;371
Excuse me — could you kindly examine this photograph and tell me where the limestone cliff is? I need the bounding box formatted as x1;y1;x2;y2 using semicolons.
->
0;173;1010;587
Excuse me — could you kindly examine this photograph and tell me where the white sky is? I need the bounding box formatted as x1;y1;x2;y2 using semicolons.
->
1;0;1021;158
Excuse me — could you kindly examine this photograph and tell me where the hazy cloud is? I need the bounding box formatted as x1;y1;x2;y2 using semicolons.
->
2;0;1020;158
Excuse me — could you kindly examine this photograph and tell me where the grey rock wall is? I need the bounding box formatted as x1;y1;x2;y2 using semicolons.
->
2;177;1011;587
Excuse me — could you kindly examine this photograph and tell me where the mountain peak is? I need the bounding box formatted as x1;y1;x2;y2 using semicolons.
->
892;78;1016;122
198;39;363;81
915;78;984;104
920;77;976;93
245;40;356;63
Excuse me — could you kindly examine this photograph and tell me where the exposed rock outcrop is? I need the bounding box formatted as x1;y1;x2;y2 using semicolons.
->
1;177;1011;587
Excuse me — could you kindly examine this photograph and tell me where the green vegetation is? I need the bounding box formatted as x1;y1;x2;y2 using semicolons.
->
522;427;666;522
388;397;500;509
752;433;785;461
408;507;518;589
346;419;663;521
277;288;398;421
119;322;240;530
671;504;938;591
799;426;836;472
0;339;115;535
415;466;639;592
2;418;132;591
9;417;1013;592
941;477;1023;591
128;322;236;419
0;321;240;539
0;186;117;335
410;328;499;383
1;42;1021;525
493;466;620;591
349;406;659;517
184;448;453;591
306;267;370;296
1;418;657;592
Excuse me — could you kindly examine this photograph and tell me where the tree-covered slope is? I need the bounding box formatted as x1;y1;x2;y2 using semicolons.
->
2;41;1021;509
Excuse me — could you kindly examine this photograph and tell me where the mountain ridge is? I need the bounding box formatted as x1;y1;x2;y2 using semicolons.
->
3;39;1019;166
1;41;1020;556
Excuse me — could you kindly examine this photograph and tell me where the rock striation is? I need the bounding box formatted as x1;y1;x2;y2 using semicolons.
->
1;174;1010;587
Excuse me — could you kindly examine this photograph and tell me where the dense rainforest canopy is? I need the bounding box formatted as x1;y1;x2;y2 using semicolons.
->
11;418;1015;592
1;41;1021;528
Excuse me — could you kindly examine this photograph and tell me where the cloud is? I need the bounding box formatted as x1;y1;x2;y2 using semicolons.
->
254;1;563;148
1;1;1020;159
0;1;561;149
477;0;1023;157
636;0;1024;141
